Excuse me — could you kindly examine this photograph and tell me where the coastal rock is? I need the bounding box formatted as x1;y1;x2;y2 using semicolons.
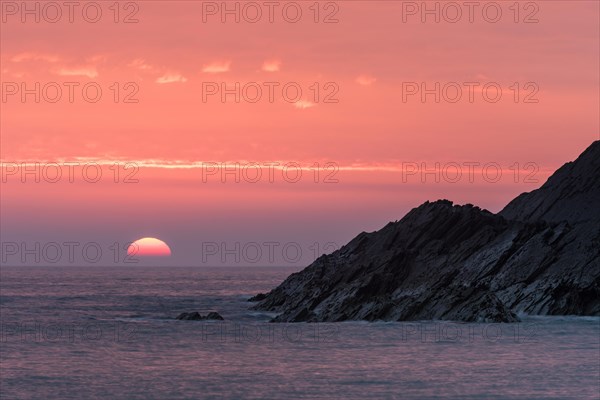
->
500;141;600;224
176;312;202;320
205;312;225;320
247;293;267;302
252;141;600;323
176;312;224;321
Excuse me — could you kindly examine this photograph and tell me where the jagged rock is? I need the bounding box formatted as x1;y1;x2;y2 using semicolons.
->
247;293;267;302
205;312;225;320
176;312;224;321
176;312;202;320
501;141;600;224
252;141;600;323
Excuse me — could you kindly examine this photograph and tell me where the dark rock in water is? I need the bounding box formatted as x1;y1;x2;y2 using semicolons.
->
205;312;224;320
252;141;600;323
248;293;267;302
176;312;202;320
176;312;224;321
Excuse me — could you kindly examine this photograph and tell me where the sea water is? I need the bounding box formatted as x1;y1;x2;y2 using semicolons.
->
1;266;599;399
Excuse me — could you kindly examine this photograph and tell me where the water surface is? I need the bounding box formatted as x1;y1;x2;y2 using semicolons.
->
1;266;598;399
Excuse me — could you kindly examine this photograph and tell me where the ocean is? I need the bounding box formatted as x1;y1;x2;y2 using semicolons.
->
1;266;599;399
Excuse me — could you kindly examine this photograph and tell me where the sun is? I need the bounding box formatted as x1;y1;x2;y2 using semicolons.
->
128;237;172;257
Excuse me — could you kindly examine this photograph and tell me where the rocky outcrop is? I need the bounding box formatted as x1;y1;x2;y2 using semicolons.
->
176;312;224;321
247;293;267;302
251;141;600;322
500;141;600;224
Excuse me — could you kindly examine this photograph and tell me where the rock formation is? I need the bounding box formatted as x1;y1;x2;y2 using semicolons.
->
176;311;225;321
251;141;600;322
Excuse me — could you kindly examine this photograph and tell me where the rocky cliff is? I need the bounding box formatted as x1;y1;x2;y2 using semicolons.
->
251;141;600;322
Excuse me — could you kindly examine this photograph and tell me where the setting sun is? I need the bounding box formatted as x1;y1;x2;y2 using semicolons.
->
128;237;172;257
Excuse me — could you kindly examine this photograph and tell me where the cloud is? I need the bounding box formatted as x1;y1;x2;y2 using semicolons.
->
356;75;377;86
294;100;316;109
11;52;59;63
128;58;156;72
129;60;186;84
156;73;188;84
56;67;99;79
2;68;24;78
202;61;231;74
262;60;281;72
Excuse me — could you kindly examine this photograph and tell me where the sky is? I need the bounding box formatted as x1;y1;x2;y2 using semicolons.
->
1;0;599;266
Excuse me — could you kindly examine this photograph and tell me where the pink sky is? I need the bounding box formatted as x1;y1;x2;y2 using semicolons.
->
1;1;598;266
